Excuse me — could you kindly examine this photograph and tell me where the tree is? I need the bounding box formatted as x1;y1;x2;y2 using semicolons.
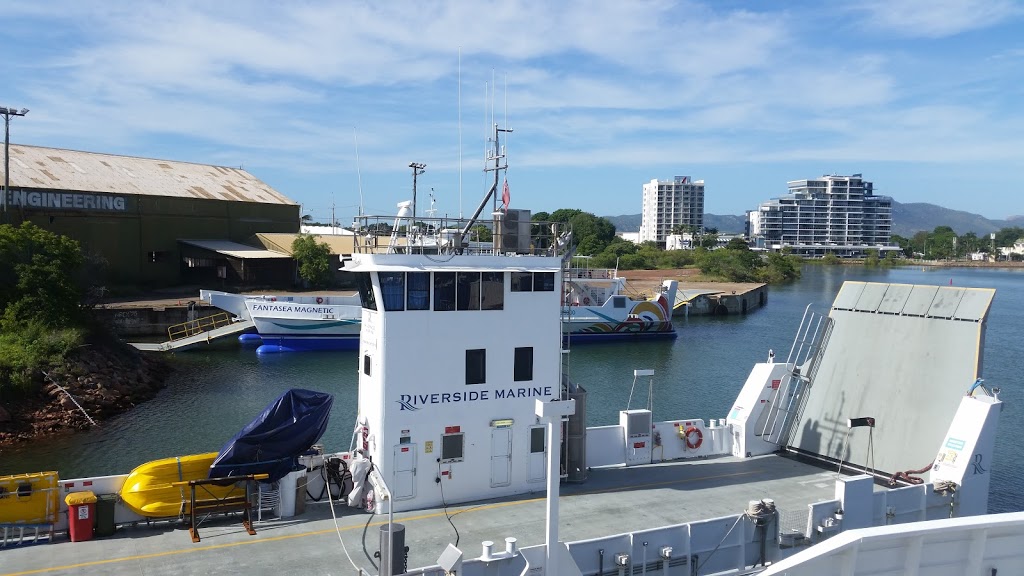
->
0;222;85;328
292;234;332;288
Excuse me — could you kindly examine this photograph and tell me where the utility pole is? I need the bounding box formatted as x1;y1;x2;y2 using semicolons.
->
1;107;29;225
409;162;426;226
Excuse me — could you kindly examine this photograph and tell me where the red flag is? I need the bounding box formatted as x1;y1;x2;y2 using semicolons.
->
501;178;510;212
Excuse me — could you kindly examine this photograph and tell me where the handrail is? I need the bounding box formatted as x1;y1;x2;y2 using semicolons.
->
167;312;232;341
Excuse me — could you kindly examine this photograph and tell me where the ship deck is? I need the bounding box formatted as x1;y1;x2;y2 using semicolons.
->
1;453;849;576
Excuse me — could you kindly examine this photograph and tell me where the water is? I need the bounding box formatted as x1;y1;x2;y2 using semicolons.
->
2;266;1021;513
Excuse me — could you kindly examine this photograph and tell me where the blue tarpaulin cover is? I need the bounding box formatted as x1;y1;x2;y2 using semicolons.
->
209;388;333;482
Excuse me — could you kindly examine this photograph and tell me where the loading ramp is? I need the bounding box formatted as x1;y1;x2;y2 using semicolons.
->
129;316;255;352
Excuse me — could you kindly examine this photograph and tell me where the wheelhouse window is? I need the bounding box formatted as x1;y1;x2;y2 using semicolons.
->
514;346;533;381
481;272;504;310
356;272;377;311
457;272;482;311
466;349;486;385
533;272;556;291
379;272;405;311
407;272;430;310
434;272;456;311
511;272;533;292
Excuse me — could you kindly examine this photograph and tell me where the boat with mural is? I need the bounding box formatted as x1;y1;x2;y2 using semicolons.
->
3;126;1021;574
561;259;677;341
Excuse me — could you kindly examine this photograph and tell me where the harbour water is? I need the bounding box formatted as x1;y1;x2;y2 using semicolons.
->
1;265;1021;514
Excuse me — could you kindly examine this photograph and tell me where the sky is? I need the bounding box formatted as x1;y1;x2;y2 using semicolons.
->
3;0;1023;224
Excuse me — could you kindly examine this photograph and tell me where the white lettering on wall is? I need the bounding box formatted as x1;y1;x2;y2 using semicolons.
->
7;190;128;212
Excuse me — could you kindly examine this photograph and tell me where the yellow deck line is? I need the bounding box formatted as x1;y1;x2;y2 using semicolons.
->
2;468;760;576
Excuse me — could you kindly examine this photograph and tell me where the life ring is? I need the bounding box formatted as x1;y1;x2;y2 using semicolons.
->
583;297;591;306
683;426;703;450
316;297;324;304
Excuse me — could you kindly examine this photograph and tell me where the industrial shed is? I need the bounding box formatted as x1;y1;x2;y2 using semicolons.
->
1;144;300;286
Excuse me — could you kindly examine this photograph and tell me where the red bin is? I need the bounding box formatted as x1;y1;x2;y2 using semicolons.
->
65;491;97;542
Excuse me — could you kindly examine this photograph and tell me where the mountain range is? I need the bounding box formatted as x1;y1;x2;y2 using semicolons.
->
605;202;1021;238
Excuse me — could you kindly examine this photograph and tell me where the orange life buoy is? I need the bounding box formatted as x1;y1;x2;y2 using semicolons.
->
316;297;324;304
583;297;591;306
683;426;703;450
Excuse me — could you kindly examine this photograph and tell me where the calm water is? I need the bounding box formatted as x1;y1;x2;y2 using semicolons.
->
2;266;1021;513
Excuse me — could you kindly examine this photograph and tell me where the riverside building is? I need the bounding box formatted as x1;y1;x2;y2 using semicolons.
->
639;176;704;246
1;144;300;286
748;174;896;257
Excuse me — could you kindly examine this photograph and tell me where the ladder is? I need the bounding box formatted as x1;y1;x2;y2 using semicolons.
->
760;304;833;446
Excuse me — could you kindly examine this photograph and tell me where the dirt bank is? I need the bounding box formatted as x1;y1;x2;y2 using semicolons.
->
0;340;173;448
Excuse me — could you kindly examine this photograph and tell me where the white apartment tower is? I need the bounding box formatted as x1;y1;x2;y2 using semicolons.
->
640;176;704;245
748;174;894;257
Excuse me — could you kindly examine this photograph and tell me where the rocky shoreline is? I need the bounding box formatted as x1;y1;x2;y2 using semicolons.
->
0;343;173;447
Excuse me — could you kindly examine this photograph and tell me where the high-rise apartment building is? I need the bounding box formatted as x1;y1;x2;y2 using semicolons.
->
639;176;704;245
748;174;894;257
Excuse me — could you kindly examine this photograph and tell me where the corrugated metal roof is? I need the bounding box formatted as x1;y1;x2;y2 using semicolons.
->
179;239;292;259
3;144;296;205
257;233;356;256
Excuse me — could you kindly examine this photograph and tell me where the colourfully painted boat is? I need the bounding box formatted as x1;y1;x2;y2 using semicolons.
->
561;263;677;341
118;452;237;518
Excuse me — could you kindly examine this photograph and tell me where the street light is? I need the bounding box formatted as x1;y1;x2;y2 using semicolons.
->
1;106;30;224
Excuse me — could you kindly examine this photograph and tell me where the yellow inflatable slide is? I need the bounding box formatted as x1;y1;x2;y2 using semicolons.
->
119;453;240;518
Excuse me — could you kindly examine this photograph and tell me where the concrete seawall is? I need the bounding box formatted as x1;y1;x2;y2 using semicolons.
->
94;302;215;337
680;283;768;315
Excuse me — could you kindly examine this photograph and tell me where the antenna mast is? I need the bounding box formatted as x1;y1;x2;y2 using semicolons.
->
409;162;426;226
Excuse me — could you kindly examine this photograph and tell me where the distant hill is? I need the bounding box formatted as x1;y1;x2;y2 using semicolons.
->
605;202;1013;238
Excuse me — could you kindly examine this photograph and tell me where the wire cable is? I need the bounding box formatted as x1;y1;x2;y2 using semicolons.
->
695;514;744;574
437;459;460;547
326;465;362;574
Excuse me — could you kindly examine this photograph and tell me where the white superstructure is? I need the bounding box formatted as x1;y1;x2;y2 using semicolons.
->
749;174;895;257
640;176;704;245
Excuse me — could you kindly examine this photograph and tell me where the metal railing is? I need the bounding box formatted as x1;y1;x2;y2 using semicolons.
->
167;312;233;341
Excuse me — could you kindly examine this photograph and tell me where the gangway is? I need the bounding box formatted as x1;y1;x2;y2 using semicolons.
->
129;315;255;352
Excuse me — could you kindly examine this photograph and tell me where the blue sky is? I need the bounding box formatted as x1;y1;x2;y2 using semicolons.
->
4;0;1023;224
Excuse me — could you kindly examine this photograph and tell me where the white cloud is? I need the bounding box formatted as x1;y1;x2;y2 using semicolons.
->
853;0;1023;38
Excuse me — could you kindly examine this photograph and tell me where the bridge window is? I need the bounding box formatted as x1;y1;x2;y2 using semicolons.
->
434;272;456;311
407;272;430;310
481;272;504;310
533;272;555;291
356;273;377;311
380;272;405;311
457;272;481;311
466;348;486;385
511;272;533;292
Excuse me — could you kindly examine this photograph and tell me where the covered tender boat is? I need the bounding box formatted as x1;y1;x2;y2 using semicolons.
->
209;388;333;482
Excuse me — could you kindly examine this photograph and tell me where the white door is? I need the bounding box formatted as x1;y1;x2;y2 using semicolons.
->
393;444;416;500
528;426;546;483
490;428;512;488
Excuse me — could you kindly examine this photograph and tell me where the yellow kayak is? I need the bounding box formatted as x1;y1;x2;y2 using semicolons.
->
119;453;239;518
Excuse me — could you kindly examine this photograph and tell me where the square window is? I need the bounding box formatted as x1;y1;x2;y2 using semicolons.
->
533;272;555;291
441;433;464;462
511;272;533;292
466;349;486;385
514;347;533;382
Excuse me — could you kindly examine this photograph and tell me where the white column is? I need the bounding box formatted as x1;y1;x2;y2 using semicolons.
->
535;398;576;575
